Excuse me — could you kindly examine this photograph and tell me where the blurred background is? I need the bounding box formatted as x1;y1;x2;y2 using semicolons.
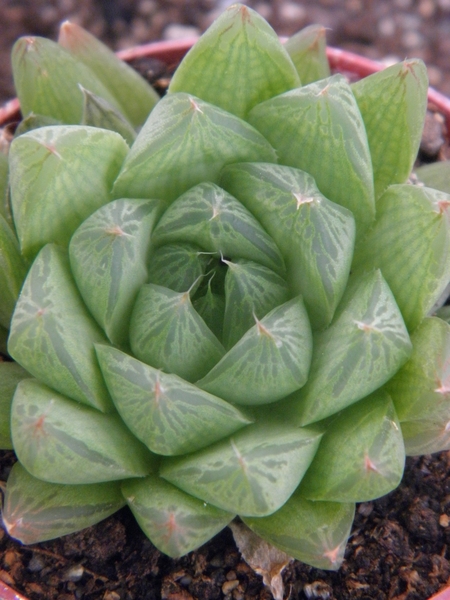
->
1;0;450;104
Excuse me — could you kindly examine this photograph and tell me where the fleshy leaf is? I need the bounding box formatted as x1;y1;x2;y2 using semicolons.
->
222;259;290;350
112;93;277;204
352;184;450;332
197;297;312;406
122;476;234;558
299;390;405;502
9;125;128;259
58;21;159;128
2;463;125;545
193;285;225;341
352;60;428;199
151;183;285;275
14;113;61;137
69;198;161;347
0;362;29;449
80;86;137;145
129;283;225;382
11;379;154;484
385;316;450;455
0;213;28;329
248;75;375;239
243;492;355;570
96;345;252;456
147;243;210;294
12;37;125;124
220;162;355;330
168;4;299;119
416;161;450;194
284;25;331;85
8;244;112;412
285;270;412;425
160;421;322;517
0;151;8;222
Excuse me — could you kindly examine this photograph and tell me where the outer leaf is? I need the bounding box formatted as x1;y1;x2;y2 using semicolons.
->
2;463;125;544
352;184;450;332
197;297;312;406
58;21;159;128
96;345;252;456
0;213;28;329
243;492;355;570
80;87;137;145
385;317;450;455
12;37;125;124
8;244;112;412
11;379;154;484
352;60;428;199
299;390;405;502
147;243;211;293
0;325;8;355
112;93;277;204
248;75;375;239
129;284;225;382
220;162;355;330
416;161;450;194
168;4;299;119
0;151;9;221
122;476;234;558
222;259;290;349
0;362;29;449
9;125;128;259
69;198;161;347
284;25;331;85
160;421;322;517
284;270;412;425
14;113;61;137
151;183;285;275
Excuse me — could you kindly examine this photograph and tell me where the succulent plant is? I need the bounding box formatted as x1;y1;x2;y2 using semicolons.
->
1;3;450;573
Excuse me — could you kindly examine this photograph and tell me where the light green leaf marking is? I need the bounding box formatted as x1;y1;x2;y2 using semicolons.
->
284;25;331;85
248;75;375;240
122;476;234;558
69;198;161;347
151;182;285;275
9;125;128;259
220;162;355;329
8;244;112;412
112;93;277;204
129;283;225;382
0;213;28;329
386;316;450;455
96;345;252;456
352;60;428;199
58;21;159;128
299;390;405;502
0;362;29;449
352;184;450;332
80;87;137;145
11;379;154;484
197;297;312;406
244;491;355;570
147;243;210;294
285;270;412;426
2;462;125;545
222;259;290;350
160;421;322;517
168;4;299;119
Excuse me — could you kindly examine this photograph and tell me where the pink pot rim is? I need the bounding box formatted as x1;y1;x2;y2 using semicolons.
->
1;39;449;130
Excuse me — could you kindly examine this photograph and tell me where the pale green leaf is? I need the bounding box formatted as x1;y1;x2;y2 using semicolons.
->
416;160;450;194
160;421;322;517
299;390;405;502
2;462;125;544
197;297;312;406
112;93;277;204
11;378;154;484
220;162;355;329
244;491;355;570
96;345;252;456
0;362;29;449
247;75;375;239
8;244;112;412
69;198;161;347
193;285;225;341
0;213;28;329
147;243;210;294
14;113;61;137
129;283;225;382
284;25;330;85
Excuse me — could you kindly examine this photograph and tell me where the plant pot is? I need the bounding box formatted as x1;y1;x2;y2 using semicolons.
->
1;39;449;600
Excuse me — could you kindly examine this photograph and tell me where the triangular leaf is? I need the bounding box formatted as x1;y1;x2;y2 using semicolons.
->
284;25;330;85
416;160;450;194
147;243;210;293
80;86;136;145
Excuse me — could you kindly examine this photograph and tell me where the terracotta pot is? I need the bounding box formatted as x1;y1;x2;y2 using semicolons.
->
0;38;449;600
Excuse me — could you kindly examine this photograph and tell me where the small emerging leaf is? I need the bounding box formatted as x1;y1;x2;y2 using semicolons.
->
80;86;136;145
284;25;331;85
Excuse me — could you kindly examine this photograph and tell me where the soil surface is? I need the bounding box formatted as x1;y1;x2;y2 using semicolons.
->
1;1;450;599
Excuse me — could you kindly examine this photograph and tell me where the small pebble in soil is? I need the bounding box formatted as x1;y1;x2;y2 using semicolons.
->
27;553;45;572
303;580;333;599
